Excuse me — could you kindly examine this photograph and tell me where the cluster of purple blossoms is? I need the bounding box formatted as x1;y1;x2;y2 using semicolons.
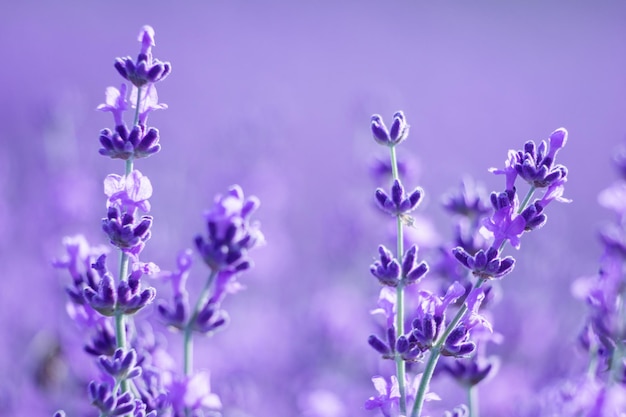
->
365;111;571;417
53;26;263;417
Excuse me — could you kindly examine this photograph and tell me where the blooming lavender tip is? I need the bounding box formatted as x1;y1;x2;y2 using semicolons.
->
98;348;142;381
452;246;515;279
195;185;264;273
370;245;401;287
375;179;424;216
511;129;569;188
114;26;171;88
370;111;410;147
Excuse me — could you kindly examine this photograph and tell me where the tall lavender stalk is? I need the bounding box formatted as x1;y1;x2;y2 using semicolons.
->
364;112;571;417
52;25;263;417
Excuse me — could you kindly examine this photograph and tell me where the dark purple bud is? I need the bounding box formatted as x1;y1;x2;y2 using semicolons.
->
147;64;165;81
497;257;515;276
114;58;129;79
446;325;469;346
391;179;404;206
474;250;487;269
98;348;142;381
455;342;476;357
401;246;417;277
405;262;428;284
422;314;435;342
408;187;423;208
368;334;391;356
524;141;535;156
389;111;409;144
452;247;471;269
133;217;152;237
396;335;410;354
371;114;391;145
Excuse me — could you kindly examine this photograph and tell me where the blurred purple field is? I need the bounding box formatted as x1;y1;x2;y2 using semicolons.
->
1;1;626;416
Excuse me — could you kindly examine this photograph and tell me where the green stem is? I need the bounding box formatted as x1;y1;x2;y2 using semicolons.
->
518;186;536;214
114;250;130;395
183;270;218;376
468;384;479;417
388;145;408;415
133;86;143;126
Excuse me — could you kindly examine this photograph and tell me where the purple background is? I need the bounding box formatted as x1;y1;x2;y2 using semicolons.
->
1;1;625;416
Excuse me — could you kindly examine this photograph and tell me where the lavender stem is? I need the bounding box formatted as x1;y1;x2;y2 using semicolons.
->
468;384;479;417
389;145;408;415
183;270;218;376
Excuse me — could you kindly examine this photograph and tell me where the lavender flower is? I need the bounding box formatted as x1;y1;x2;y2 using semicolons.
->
98;348;142;381
99;124;162;160
194;185;264;273
114;26;172;88
452;246;515;280
371;111;410;146
375;178;424;216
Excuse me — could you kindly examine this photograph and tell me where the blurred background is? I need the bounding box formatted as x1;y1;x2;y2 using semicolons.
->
0;1;625;416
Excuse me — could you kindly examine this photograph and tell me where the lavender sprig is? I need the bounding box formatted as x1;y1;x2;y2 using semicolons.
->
408;127;570;417
157;185;263;416
368;111;426;415
54;25;170;416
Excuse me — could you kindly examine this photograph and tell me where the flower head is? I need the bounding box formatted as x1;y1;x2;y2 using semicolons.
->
194;185;264;273
114;26;171;88
371;111;410;147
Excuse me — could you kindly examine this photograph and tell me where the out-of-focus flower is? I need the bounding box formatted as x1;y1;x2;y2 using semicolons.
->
194;185;264;273
166;371;222;415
